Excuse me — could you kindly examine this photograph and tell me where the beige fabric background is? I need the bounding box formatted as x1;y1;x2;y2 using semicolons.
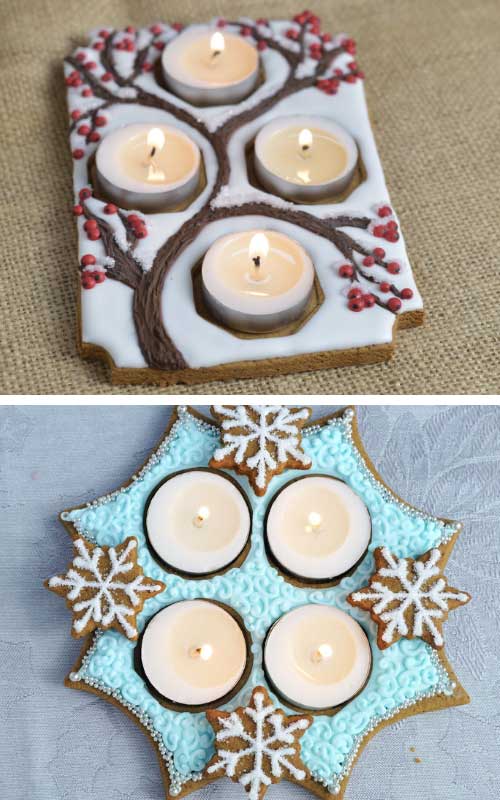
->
1;0;499;395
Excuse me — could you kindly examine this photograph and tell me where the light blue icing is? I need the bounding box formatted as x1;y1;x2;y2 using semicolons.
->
66;409;455;790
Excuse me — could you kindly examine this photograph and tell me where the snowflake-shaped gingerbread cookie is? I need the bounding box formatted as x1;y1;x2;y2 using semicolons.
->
46;537;165;639
210;405;312;496
347;546;471;650
206;686;312;800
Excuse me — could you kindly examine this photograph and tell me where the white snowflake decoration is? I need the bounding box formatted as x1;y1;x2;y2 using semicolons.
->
48;538;163;639
211;405;312;494
207;689;311;800
349;547;470;648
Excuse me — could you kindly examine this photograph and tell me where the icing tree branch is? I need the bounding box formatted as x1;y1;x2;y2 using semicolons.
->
68;13;413;371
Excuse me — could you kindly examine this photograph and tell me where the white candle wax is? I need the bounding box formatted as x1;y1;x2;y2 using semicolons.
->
95;123;201;212
162;27;259;106
145;470;250;574
254;116;358;202
141;600;247;705
264;605;371;710
266;476;371;581
201;230;315;332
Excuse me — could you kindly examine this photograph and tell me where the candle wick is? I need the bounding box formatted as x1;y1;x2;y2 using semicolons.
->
150;146;156;158
252;256;261;268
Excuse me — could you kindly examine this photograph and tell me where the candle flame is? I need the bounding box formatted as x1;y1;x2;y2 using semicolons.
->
249;232;270;264
299;128;313;151
193;505;210;528
311;643;333;663
210;31;225;55
305;511;322;533
147;127;166;153
190;644;213;661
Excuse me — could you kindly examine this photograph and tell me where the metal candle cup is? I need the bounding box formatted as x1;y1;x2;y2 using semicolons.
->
254;115;358;202
95;123;201;212
201;229;315;333
162;28;259;106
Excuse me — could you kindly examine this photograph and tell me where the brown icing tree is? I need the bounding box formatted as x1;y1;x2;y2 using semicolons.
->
67;13;412;371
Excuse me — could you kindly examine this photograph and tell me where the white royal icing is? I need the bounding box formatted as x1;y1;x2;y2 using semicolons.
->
48;538;163;639
350;547;470;647
207;690;310;800
212;405;311;490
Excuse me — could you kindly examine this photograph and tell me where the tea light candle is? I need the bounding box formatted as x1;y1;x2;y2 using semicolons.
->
141;600;247;705
264;605;371;710
95;123;201;212
162;28;259;106
201;230;315;332
254;116;358;202
145;470;251;575
266;476;371;581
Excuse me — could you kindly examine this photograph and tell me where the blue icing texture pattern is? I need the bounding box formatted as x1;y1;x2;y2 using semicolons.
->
66;408;456;793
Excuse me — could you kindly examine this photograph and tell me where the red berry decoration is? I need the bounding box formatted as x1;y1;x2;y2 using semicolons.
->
134;227;148;239
257;41;268;51
101;72;113;82
338;264;354;278
362;256;375;267
387;297;402;312
380;281;391;293
373;247;385;258
150;24;163;35
93;271;106;284
363;293;376;308
372;225;386;238
104;203;118;214
401;288;414;300
79;187;92;201
77;124;91;136
99;29;110;38
387;261;401;275
387;220;398;230
127;214;140;224
347;287;363;300
384;230;400;242
216;19;226;28
83;219;98;231
82;88;93;97
93;41;105;51
81;254;96;267
378;205;392;217
72;204;84;216
172;22;183;31
76;52;86;62
286;28;299;40
88;131;100;142
85;61;97;70
71;109;81;120
72;148;84;159
81;274;96;290
142;62;153;72
241;26;252;36
348;297;365;312
87;229;101;241
154;41;165;50
321;33;332;42
125;25;135;34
